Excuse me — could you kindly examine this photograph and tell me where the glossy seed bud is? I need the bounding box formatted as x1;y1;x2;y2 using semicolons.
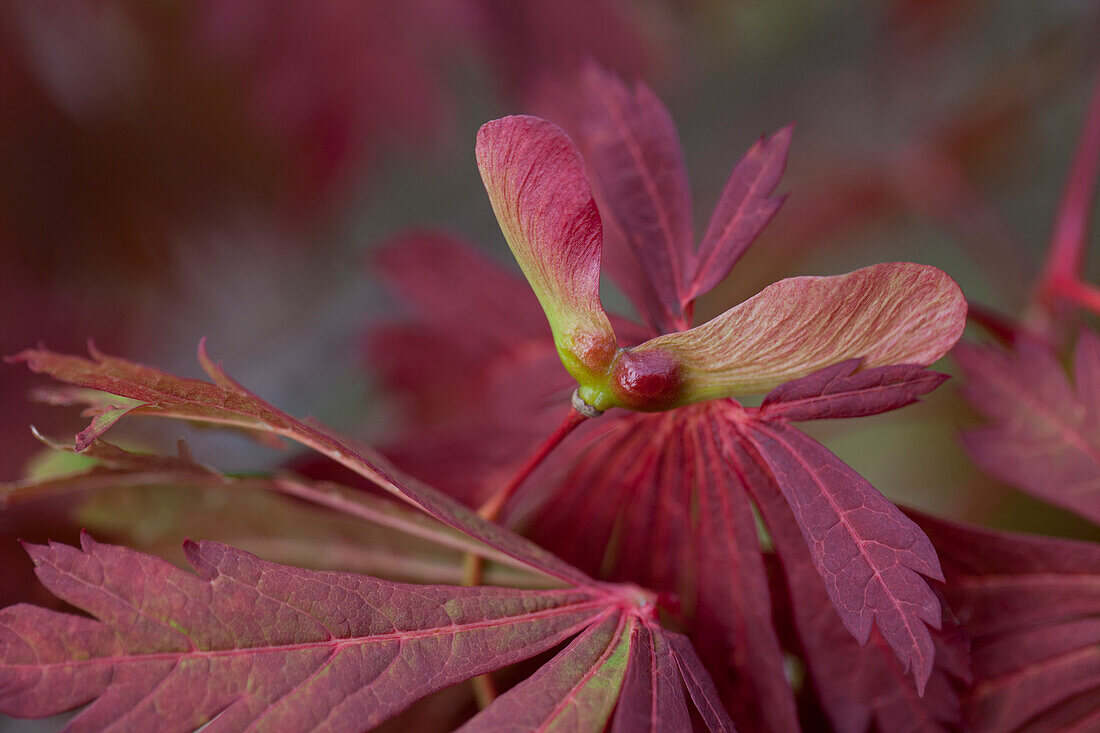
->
610;348;683;412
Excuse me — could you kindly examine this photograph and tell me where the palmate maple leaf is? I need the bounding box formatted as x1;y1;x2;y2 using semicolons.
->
1;345;734;732
954;329;1100;525
369;67;969;731
915;512;1100;731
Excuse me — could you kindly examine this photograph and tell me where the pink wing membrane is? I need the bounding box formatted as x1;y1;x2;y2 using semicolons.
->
475;115;617;381
636;262;967;402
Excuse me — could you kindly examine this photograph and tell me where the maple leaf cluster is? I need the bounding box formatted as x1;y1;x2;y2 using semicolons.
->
2;60;1100;732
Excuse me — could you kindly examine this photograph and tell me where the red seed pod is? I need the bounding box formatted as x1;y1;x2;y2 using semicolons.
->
610;348;683;412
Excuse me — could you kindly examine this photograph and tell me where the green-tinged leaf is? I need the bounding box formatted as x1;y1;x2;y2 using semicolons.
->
8;342;593;585
460;613;633;732
0;536;606;731
78;482;549;588
3;439;533;579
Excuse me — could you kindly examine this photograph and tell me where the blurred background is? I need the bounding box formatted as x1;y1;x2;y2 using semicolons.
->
2;0;1099;656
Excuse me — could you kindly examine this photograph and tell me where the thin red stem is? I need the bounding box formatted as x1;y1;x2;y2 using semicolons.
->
463;405;589;710
1055;276;1100;316
1036;69;1100;305
476;406;588;521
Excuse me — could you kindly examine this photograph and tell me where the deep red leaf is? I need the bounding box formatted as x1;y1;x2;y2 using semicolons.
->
915;513;1100;731
664;633;736;733
609;622;691;733
569;63;695;333
371;230;547;355
734;445;969;732
0;536;604;730
518;405;799;732
737;420;944;692
954;330;1100;525
687;409;801;732
687;125;793;302
757;359;949;421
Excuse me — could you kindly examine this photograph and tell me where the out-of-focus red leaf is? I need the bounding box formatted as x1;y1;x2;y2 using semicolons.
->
738;445;969;732
8;342;591;586
1033;70;1100;320
916;513;1100;731
738;420;944;692
472;0;652;103
4;438;546;588
687;125;793;303
0;536;600;730
364;232;573;505
954;330;1100;525
757;359;949;422
568;64;695;333
372;231;547;359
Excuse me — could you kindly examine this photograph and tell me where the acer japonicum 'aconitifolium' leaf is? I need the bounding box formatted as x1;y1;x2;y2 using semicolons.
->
1;438;547;588
6;342;592;587
1;346;734;731
475;114;966;413
0;535;732;732
915;512;1100;731
954;329;1100;525
369;70;964;728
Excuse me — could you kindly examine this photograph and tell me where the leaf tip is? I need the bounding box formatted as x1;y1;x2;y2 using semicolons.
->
19;538;50;567
183;539;220;580
78;530;100;553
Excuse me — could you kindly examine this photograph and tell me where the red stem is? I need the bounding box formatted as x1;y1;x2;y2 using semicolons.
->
1036;70;1100;304
465;405;589;709
1055;276;1100;316
477;406;588;521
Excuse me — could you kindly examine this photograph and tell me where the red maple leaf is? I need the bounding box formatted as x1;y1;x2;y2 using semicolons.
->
916;512;1100;731
955;330;1100;525
1;344;734;732
368;66;969;729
